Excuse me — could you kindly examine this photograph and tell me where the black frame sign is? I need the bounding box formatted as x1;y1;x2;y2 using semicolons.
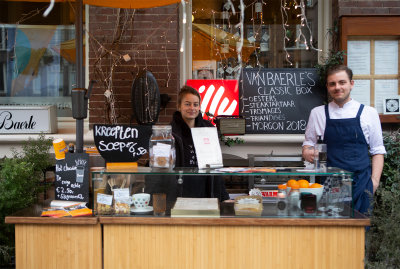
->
55;152;89;202
240;68;326;134
93;124;152;162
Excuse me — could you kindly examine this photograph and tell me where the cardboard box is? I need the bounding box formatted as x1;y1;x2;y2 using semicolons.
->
216;116;245;135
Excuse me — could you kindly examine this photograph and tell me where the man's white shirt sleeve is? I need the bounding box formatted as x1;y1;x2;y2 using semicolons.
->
302;100;386;156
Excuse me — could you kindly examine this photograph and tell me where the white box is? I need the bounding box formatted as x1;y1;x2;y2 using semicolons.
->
0;105;58;134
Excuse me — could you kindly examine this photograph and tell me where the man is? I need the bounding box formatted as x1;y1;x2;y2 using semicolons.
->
302;65;386;214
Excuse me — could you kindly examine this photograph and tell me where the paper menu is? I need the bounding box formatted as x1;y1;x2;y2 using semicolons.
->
375;40;398;75
191;127;223;169
347;40;370;75
351;80;371;106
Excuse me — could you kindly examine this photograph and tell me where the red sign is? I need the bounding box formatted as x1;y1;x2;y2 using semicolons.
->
186;80;239;123
261;190;278;198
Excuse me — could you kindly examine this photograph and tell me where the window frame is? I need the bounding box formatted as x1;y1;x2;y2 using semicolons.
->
180;0;333;86
341;16;400;123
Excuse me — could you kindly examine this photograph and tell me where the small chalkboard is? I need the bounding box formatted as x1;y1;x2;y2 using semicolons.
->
93;124;152;162
240;68;326;134
55;152;89;202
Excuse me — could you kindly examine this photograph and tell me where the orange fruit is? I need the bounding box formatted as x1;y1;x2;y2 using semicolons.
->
278;184;287;190
310;183;322;188
291;182;300;189
287;179;297;187
299;181;309;188
298;179;309;187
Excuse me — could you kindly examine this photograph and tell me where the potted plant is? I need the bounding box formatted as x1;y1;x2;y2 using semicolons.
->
0;134;52;267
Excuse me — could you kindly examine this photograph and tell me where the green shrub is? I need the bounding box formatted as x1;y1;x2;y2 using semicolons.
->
315;50;346;87
366;130;400;268
0;134;52;266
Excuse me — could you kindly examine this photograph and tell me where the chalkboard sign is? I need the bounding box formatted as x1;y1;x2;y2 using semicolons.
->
240;68;326;134
55;152;89;202
93;124;152;162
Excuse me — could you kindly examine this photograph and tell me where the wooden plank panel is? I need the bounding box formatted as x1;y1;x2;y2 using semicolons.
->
99;216;370;226
103;224;365;269
15;224;102;269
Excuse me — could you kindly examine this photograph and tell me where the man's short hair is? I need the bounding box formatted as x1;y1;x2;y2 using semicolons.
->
177;85;201;107
325;65;353;82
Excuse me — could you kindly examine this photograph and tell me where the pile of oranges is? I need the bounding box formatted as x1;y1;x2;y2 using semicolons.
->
286;179;322;189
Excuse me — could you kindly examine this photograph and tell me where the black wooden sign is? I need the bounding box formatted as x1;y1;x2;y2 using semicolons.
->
93;124;152;162
55;152;89;202
240;68;326;134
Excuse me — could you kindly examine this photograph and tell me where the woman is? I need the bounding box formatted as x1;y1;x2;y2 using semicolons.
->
171;86;230;201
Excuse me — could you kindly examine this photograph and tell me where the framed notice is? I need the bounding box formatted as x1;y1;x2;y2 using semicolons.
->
383;97;400;115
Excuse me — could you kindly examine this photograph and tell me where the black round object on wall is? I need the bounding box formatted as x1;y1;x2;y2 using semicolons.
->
131;70;160;125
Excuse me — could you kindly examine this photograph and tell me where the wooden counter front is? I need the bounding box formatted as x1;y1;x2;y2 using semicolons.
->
5;205;102;269
6;204;369;269
99;215;368;269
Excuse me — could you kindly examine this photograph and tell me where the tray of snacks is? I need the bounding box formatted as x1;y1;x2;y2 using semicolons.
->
234;195;263;216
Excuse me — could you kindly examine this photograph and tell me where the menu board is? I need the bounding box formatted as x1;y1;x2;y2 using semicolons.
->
55;152;89;202
93;124;152;162
240;68;325;134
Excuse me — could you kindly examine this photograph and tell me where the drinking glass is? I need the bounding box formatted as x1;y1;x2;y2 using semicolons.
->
317;192;329;216
328;177;344;217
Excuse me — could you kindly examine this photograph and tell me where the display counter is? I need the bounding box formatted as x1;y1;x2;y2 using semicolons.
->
5;204;101;269
6;167;369;269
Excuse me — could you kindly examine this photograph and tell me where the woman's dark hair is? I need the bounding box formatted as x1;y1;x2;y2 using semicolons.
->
177;85;201;107
325;65;353;81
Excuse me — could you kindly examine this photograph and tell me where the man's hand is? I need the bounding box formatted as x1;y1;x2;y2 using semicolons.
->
371;154;384;193
302;146;315;163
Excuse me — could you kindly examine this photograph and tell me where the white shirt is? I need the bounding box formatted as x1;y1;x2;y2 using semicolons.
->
303;99;386;155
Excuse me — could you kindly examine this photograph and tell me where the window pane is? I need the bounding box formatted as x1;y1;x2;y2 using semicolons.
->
0;2;76;117
191;0;319;79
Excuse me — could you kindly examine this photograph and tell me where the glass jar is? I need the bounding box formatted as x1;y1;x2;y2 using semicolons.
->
149;125;175;169
288;183;300;216
276;184;288;216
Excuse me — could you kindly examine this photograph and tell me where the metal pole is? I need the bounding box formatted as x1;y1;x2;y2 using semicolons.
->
75;0;84;153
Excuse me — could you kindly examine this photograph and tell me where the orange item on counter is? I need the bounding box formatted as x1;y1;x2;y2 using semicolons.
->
310;183;323;188
41;209;70;218
69;208;93;217
290;182;300;189
278;184;287;190
106;162;138;169
298;180;309;188
287;179;297;187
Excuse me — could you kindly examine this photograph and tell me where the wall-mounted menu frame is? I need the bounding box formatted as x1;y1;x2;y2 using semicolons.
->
341;16;400;122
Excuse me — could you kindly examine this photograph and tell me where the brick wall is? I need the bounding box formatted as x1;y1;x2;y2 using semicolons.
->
338;0;400;16
88;5;180;128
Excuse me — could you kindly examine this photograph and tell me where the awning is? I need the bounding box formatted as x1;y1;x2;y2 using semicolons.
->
5;0;182;9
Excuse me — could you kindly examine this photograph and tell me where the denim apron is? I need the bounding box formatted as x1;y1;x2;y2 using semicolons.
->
323;104;373;214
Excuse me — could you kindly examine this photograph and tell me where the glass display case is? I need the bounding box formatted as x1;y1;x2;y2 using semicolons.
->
91;167;353;218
